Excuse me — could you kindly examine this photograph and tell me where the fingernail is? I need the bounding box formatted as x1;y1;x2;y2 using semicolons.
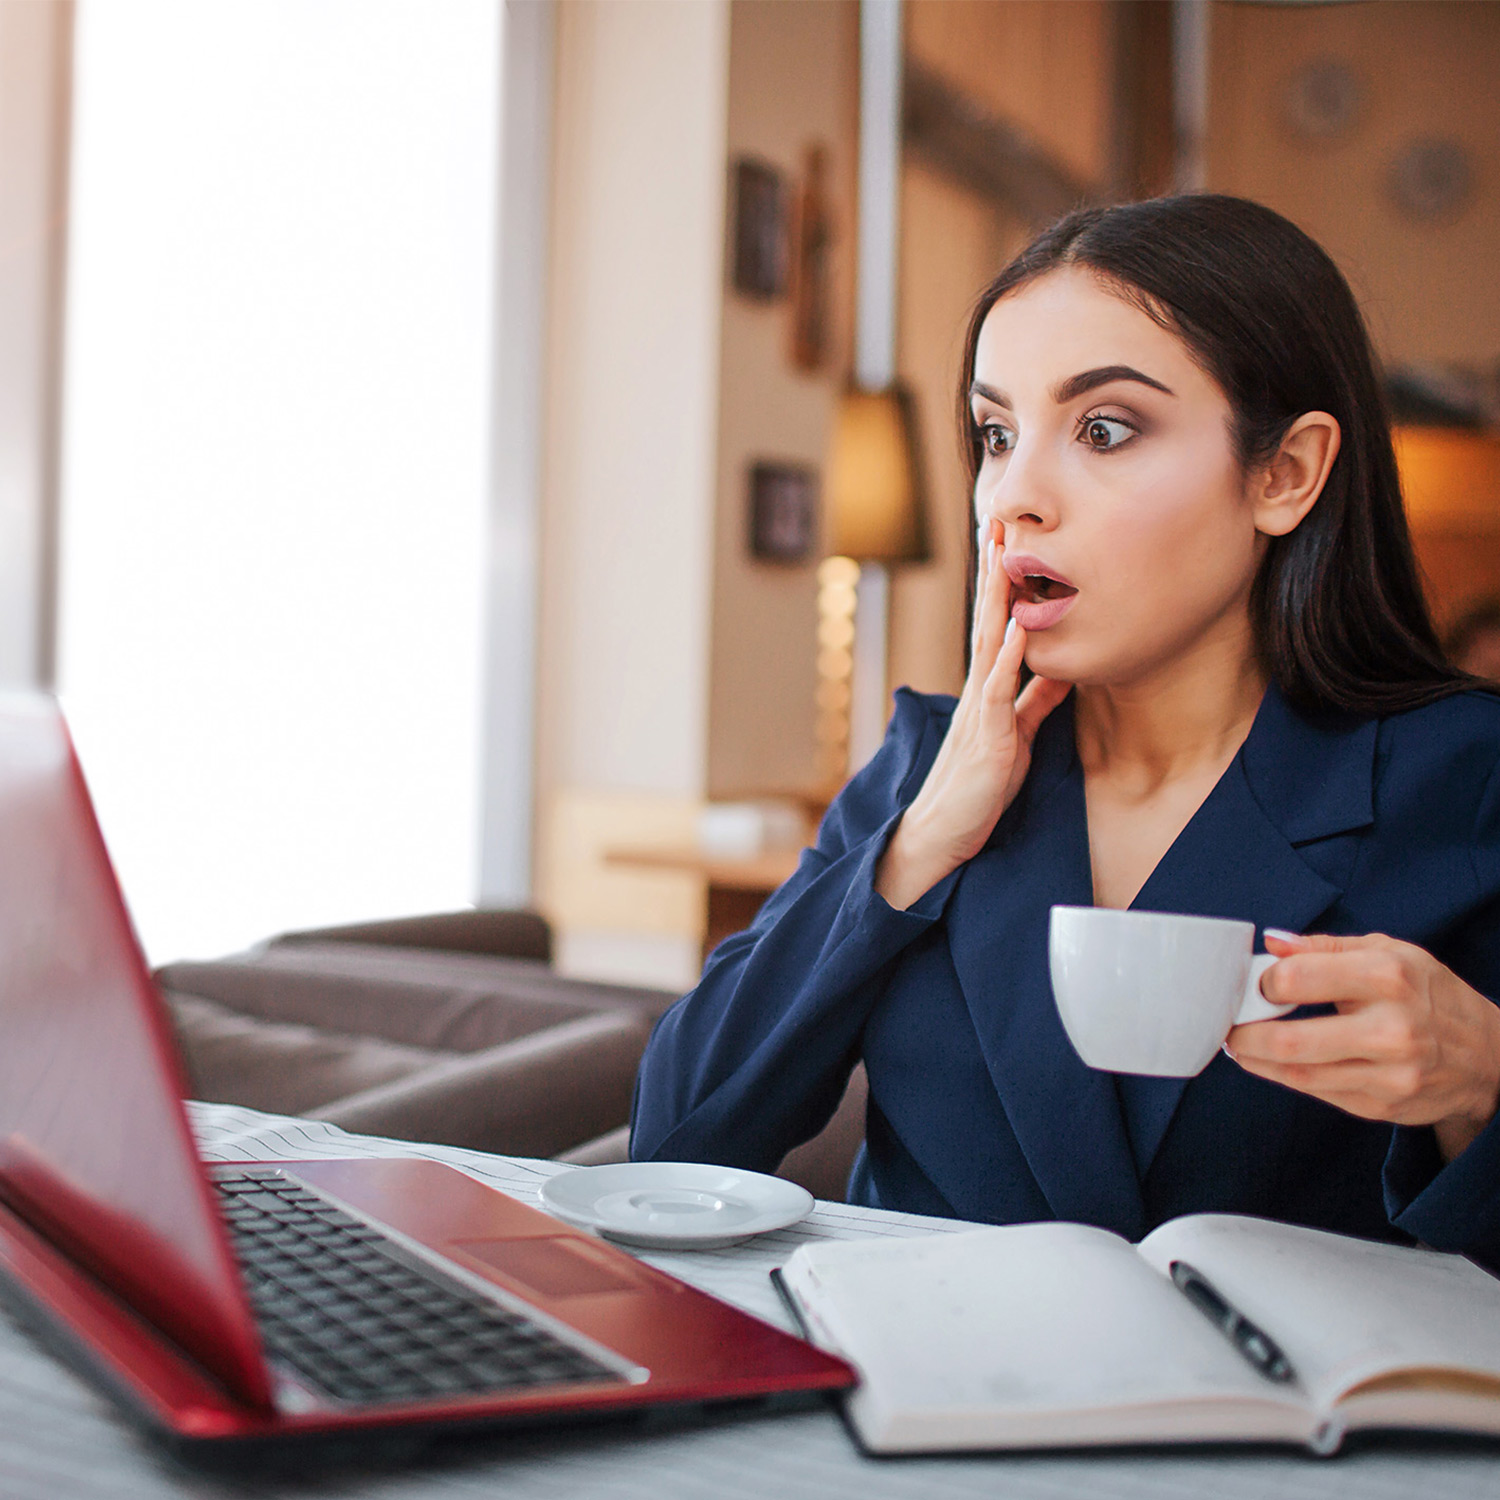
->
987;539;998;575
1264;928;1303;944
1004;617;1016;646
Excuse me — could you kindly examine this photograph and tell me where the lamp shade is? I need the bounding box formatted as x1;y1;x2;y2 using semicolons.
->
824;385;929;562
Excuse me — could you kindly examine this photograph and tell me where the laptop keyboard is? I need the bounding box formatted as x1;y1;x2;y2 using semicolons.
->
213;1169;622;1406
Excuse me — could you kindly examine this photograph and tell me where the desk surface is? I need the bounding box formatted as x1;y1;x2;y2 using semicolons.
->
2;1103;1498;1500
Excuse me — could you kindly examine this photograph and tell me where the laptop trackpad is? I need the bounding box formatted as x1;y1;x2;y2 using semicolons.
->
450;1236;649;1300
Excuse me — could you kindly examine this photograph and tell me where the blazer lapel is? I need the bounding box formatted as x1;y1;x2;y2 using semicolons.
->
947;698;1150;1238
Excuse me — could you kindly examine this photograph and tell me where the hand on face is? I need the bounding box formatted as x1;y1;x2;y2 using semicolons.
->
1226;931;1500;1161
874;519;1071;911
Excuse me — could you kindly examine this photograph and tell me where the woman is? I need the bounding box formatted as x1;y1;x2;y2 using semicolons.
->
631;196;1500;1267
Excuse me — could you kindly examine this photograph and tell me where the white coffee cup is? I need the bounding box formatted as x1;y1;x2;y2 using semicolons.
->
1048;905;1296;1077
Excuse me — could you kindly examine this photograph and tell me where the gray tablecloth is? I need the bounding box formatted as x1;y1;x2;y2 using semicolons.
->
0;1102;1496;1500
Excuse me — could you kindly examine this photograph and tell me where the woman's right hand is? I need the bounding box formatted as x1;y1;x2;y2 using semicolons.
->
875;523;1072;910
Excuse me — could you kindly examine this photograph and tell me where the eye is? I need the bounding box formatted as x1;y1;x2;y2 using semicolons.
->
1078;413;1136;452
978;421;1014;457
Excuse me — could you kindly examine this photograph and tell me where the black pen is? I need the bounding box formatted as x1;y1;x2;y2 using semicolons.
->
769;1267;814;1342
1169;1260;1297;1384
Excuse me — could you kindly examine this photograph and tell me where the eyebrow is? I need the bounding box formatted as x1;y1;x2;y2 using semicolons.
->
969;365;1176;410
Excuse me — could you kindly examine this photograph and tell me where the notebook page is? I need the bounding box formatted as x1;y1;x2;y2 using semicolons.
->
1137;1215;1500;1409
786;1221;1292;1419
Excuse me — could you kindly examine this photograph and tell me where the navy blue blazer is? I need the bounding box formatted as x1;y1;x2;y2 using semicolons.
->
631;683;1500;1268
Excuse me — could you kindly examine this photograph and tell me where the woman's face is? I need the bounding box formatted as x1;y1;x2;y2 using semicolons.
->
970;266;1266;690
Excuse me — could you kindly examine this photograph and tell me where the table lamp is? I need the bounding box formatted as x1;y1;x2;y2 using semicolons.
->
815;383;929;787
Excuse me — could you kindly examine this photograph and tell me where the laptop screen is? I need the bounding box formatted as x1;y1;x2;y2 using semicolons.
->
0;693;272;1406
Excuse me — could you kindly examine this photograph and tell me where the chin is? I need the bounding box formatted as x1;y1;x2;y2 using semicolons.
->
1022;632;1143;690
1020;634;1091;684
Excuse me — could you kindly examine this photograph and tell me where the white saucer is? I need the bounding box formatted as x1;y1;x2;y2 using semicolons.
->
539;1162;814;1250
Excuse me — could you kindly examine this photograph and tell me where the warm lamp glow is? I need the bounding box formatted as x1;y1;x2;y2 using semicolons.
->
814;556;859;786
824;386;928;562
1394;426;1500;536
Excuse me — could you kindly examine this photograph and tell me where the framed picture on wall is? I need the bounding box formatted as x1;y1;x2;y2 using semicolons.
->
788;143;831;370
748;461;818;563
732;158;788;299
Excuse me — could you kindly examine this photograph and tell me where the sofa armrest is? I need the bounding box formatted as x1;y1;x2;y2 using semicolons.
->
555;1125;631;1166
271;908;552;963
306;1011;649;1159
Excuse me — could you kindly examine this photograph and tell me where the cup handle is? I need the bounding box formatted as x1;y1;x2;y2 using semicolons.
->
1233;953;1296;1026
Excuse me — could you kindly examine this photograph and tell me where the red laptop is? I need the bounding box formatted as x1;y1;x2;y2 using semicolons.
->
0;692;853;1459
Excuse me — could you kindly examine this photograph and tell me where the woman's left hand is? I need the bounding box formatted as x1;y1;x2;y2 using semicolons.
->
1226;931;1500;1161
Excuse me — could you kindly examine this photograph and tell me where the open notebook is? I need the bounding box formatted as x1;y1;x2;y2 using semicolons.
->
776;1212;1500;1455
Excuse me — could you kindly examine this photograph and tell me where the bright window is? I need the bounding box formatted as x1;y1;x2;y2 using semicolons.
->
58;0;500;962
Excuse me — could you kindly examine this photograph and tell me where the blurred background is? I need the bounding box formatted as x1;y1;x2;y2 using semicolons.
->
4;0;1499;990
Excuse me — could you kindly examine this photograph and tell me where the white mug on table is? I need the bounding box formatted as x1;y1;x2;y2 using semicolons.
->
1048;906;1296;1077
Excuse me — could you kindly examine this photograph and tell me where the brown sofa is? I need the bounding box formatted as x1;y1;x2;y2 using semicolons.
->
156;909;868;1201
156;911;673;1161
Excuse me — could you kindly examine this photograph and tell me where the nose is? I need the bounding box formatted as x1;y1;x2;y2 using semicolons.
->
982;441;1061;536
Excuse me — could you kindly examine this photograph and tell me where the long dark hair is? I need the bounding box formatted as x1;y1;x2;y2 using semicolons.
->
959;194;1472;718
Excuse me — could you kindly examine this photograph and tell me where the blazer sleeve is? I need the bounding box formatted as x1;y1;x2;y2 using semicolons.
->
1383;752;1500;1268
629;689;958;1173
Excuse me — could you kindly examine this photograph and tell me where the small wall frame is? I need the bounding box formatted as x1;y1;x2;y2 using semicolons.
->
748;461;819;563
731;158;788;299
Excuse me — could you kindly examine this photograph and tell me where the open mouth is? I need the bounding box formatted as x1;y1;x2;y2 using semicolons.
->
1000;551;1080;629
1016;574;1078;606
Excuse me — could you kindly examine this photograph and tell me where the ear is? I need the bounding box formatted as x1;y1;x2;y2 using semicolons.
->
1251;412;1341;537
